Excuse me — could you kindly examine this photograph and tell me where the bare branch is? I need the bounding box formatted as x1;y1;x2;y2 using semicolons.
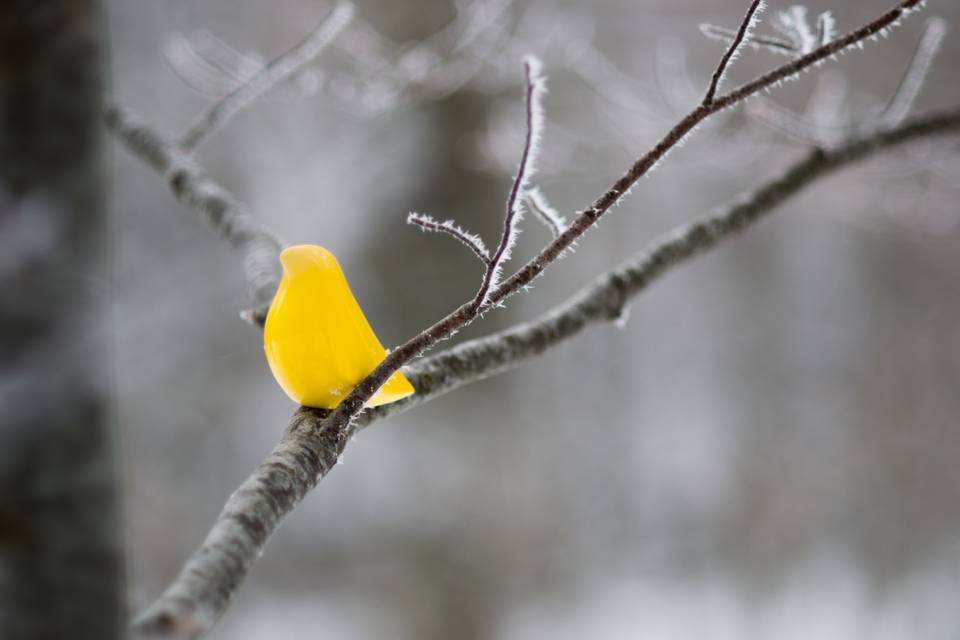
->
474;56;546;306
133;106;960;639
525;186;566;237
703;0;766;104
699;22;797;57
316;0;933;479
104;103;284;323
179;1;354;151
879;17;947;127
714;1;925;110
407;213;491;265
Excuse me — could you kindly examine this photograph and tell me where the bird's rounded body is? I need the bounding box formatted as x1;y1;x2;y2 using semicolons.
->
264;245;415;409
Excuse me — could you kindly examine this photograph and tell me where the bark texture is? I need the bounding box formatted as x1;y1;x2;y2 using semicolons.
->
0;2;123;638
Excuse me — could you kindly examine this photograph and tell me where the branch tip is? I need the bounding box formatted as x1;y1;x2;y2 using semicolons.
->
407;213;491;265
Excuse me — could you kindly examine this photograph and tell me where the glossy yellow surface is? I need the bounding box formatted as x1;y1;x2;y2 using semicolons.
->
264;245;415;408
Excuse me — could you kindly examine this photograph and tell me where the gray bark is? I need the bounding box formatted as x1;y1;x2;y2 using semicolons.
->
0;2;123;638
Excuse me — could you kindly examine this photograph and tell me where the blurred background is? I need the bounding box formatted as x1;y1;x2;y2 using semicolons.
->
106;0;960;638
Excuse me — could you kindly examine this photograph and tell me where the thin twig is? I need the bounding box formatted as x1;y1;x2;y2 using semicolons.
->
179;1;354;151
704;0;765;104
473;56;546;306
774;5;817;55
407;213;492;265
104;104;284;323
133;106;960;639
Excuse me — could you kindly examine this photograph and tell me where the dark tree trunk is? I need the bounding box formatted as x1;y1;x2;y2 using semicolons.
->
0;2;123;638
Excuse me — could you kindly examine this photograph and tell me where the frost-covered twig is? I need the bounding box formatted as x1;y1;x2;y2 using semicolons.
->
133;105;960;640
525;187;566;237
371;106;960;423
126;2;937;637
474;56;546;305
704;0;765;104
179;1;354;150
105;103;284;323
410;57;547;304
749;15;945;146
699;23;797;57
407;213;491;265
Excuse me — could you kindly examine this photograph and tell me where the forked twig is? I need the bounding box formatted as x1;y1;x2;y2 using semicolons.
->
473;56;546;306
704;0;765;104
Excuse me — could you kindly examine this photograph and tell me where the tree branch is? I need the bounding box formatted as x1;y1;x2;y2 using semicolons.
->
104;104;284;324
133;104;960;639
474;56;546;306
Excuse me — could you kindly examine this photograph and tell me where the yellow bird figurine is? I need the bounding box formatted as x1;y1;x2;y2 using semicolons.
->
264;244;415;409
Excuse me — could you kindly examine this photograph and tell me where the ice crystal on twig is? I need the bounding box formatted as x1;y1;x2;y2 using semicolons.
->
475;56;547;305
407;213;491;265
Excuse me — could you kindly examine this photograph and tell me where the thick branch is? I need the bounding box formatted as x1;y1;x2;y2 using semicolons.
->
134;106;960;639
105;104;284;323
